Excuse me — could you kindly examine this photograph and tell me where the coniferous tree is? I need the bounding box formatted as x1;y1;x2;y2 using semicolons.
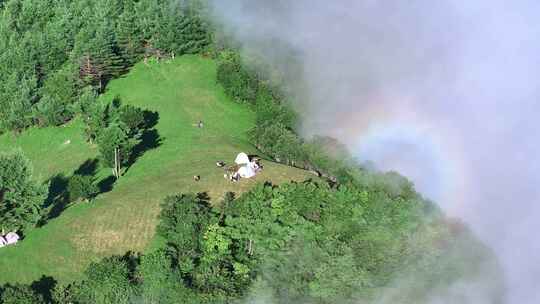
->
135;0;162;43
74;26;107;89
79;88;106;144
74;18;125;91
118;104;145;138
0;0;211;133
82;96;154;177
115;0;143;64
93;22;126;82
97;123;134;178
0;150;47;233
0;74;37;132
179;10;210;54
34;63;79;126
152;5;181;53
67;174;98;202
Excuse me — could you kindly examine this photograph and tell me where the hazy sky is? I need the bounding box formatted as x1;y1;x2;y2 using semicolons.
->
209;1;540;303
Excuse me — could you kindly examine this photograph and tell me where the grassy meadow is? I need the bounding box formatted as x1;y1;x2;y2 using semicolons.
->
0;55;312;284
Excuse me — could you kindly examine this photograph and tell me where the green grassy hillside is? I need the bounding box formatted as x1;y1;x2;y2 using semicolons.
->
0;55;312;284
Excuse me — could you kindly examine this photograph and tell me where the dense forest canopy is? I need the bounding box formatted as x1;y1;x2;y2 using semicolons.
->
0;0;209;132
0;0;504;303
0;180;503;303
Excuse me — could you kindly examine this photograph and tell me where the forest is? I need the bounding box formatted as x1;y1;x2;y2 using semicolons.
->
0;0;208;132
0;0;503;303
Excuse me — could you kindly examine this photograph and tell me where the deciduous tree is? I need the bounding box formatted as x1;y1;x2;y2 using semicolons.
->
0;283;44;304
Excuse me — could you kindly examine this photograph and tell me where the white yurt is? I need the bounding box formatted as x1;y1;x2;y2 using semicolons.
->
5;232;19;245
233;152;260;179
234;152;250;165
238;164;256;178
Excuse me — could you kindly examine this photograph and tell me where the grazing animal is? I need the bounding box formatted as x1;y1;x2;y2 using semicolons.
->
193;175;200;181
216;161;225;167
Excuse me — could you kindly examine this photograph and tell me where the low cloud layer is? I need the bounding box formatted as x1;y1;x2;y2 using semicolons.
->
209;1;540;303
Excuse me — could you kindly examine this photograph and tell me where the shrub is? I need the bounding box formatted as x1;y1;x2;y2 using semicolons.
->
216;56;259;104
67;174;98;202
119;105;145;138
0;283;44;304
74;255;136;304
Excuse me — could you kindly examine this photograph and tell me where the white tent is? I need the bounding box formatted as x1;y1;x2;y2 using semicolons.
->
0;237;6;248
5;232;19;245
234;152;250;165
238;164;256;178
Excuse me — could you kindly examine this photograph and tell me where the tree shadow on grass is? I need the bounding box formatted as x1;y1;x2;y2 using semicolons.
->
73;158;99;176
125;110;162;173
40;174;69;225
44;173;69;208
124;129;162;175
143;110;160;129
97;175;116;193
135;129;162;156
41;158;117;224
30;275;57;303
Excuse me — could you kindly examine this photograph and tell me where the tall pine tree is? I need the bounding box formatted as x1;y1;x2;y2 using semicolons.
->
115;0;143;64
0;150;47;233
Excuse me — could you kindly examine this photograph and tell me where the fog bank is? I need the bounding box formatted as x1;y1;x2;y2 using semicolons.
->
209;1;540;303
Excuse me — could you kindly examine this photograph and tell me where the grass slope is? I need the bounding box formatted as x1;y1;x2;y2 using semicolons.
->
0;55;312;284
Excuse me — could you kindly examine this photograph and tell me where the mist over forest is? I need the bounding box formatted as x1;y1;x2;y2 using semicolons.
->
209;1;540;303
0;0;537;303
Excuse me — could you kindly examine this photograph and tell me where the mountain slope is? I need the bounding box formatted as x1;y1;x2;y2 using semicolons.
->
0;55;312;284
